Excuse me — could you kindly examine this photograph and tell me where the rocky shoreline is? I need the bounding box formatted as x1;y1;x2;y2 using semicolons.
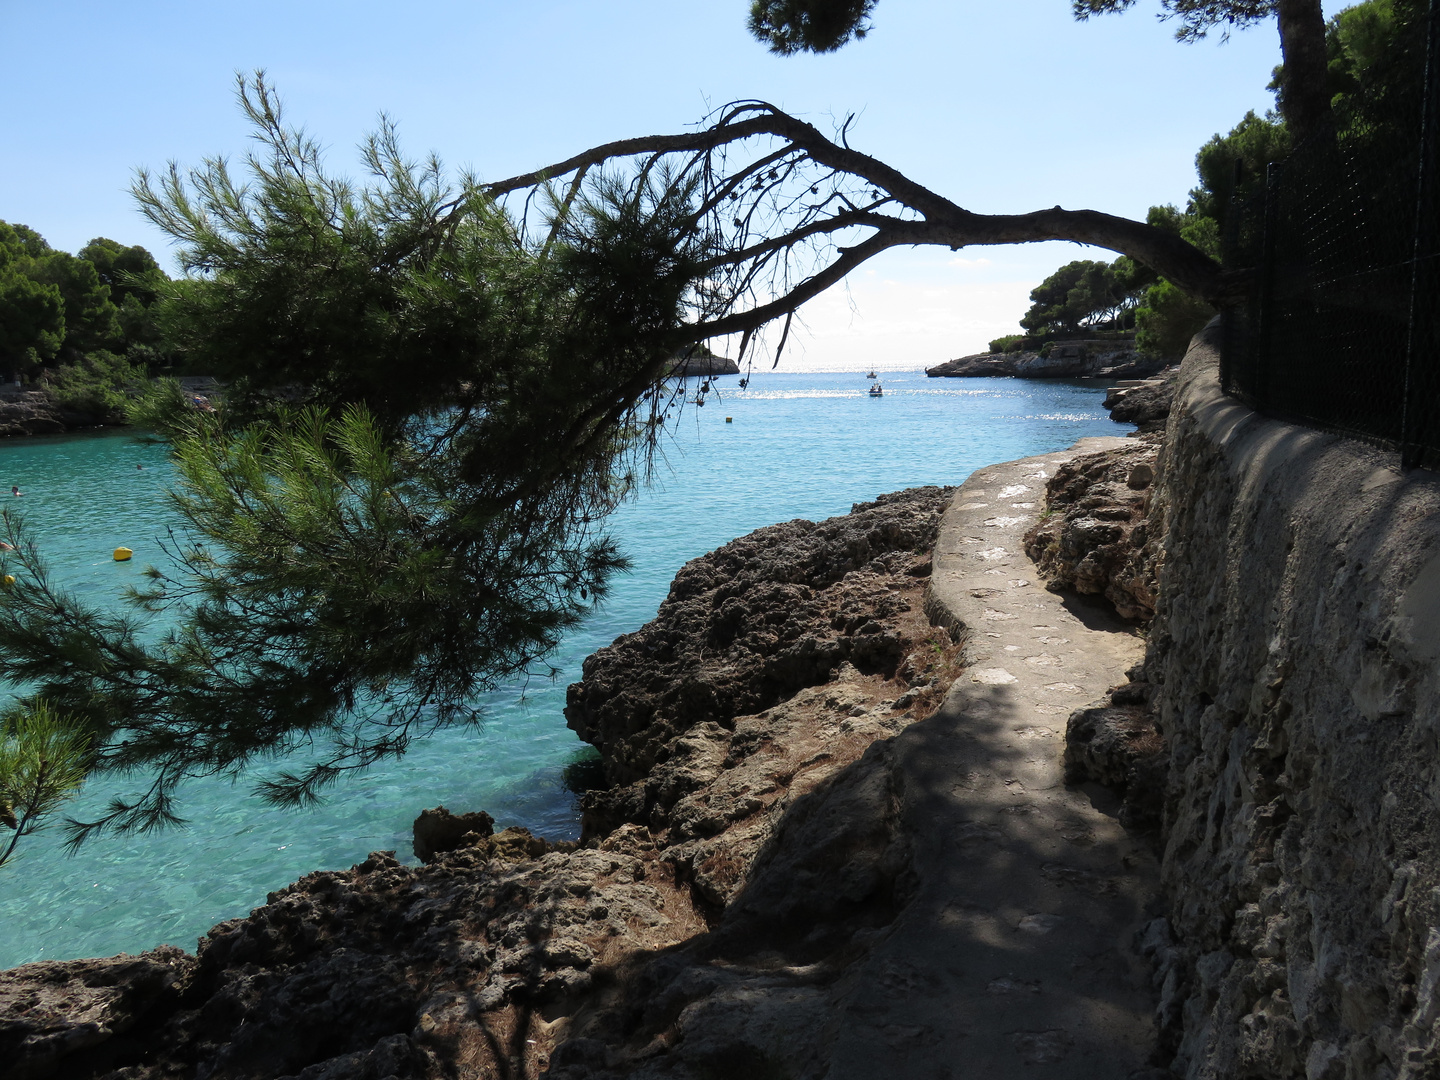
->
0;487;968;1080
665;356;739;377
13;333;1435;1078
0;378;1179;1079
0;389;115;438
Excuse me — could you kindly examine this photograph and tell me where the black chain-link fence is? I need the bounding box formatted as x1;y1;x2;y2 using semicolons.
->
1221;0;1440;470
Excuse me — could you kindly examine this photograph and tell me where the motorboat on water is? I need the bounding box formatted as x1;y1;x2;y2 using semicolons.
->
865;370;877;379
868;382;883;397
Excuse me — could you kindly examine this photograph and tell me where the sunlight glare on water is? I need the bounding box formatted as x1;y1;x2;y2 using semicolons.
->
0;369;1128;967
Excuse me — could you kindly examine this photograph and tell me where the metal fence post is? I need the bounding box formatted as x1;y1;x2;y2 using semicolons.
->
1255;160;1285;417
1402;0;1440;470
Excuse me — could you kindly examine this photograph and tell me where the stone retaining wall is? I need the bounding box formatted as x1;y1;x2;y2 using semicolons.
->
1147;324;1440;1079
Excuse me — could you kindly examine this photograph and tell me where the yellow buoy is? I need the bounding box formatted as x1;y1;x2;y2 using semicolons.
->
113;547;133;562
2;575;14;587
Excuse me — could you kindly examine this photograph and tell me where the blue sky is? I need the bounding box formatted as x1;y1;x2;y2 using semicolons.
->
1;1;1323;368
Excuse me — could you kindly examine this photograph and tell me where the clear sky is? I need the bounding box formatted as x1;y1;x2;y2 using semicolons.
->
1;1;1323;369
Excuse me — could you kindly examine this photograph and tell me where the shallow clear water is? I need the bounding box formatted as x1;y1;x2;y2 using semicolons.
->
0;369;1126;967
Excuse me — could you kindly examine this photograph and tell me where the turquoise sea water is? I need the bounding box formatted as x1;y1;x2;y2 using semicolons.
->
0;369;1126;968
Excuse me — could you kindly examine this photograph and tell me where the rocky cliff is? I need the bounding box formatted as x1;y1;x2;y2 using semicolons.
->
1021;440;1162;623
0;388;134;437
1104;375;1176;435
0;392;75;437
925;339;1166;381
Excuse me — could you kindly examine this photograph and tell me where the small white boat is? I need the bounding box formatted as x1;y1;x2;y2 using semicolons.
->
865;370;877;379
868;382;883;397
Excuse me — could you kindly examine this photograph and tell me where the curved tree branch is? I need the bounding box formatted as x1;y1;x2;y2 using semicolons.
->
488;101;1232;351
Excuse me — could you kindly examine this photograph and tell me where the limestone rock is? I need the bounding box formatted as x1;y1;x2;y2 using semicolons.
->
667;355;739;376
0;393;66;438
0;948;192;1080
411;805;494;862
565;486;955;797
1063;679;1166;835
1022;442;1161;621
1103;373;1176;433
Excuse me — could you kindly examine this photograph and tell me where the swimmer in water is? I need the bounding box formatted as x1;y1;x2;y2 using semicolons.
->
10;486;19;497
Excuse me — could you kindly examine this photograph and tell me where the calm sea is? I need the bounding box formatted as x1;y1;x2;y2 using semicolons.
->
0;369;1126;968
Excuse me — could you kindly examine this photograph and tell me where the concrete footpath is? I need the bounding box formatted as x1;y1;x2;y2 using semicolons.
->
826;438;1161;1079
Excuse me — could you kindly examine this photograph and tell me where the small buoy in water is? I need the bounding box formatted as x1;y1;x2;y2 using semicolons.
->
113;547;133;562
725;416;733;423
2;575;14;587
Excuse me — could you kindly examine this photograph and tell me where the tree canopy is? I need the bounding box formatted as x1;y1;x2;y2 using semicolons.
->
750;0;1332;143
1018;258;1156;338
748;0;877;54
0;220;169;420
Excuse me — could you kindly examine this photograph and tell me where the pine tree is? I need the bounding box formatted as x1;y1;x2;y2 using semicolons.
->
0;74;714;841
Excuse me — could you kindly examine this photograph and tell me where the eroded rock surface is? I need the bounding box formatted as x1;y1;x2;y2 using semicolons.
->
0;950;191;1080
1063;661;1167;835
566;486;955;795
1104;374;1176;434
1133;327;1440;1080
1022;441;1162;621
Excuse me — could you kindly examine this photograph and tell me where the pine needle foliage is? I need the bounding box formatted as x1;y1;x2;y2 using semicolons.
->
0;702;91;867
748;0;877;53
0;74;715;842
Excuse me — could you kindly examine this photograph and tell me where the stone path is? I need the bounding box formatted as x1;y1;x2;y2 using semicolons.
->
825;438;1161;1079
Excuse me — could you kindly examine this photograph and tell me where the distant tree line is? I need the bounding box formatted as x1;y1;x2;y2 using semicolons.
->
0;222;173;419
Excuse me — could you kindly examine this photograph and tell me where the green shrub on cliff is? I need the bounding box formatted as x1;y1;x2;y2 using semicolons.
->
46;350;146;421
